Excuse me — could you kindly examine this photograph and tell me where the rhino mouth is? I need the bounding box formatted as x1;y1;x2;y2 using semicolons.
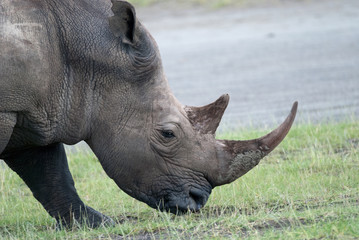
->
158;188;211;214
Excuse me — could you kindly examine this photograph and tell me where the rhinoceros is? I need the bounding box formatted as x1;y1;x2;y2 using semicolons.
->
0;0;297;228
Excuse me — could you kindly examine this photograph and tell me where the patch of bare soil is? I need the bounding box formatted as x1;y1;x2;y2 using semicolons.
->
205;195;359;217
107;212;357;239
115;215;139;225
335;138;359;155
110;196;359;239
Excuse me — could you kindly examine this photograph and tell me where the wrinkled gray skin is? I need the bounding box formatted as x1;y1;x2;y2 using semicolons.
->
0;0;297;228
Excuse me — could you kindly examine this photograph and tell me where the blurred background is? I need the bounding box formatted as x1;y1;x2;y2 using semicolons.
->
130;0;359;130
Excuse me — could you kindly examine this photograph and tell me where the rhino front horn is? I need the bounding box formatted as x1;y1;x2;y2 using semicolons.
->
212;101;298;187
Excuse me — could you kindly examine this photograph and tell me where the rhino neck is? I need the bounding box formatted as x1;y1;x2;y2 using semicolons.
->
37;0;117;144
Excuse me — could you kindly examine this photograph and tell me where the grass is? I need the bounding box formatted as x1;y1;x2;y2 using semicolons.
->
0;118;358;239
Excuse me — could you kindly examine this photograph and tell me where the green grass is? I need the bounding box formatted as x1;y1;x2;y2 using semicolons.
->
1;119;358;239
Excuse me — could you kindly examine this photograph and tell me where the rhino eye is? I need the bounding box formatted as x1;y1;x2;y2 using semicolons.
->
161;130;175;138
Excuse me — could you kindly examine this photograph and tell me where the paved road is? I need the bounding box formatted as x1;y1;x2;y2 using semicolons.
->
137;0;359;129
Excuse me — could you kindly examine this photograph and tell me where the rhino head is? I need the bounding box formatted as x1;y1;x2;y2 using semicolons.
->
85;0;297;214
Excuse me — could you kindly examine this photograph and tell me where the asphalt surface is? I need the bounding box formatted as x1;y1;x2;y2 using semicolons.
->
137;0;359;129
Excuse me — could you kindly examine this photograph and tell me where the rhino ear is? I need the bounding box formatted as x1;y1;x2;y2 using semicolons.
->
108;0;136;44
185;94;230;134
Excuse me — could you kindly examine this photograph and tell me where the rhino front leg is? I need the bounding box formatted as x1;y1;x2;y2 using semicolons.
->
4;143;115;228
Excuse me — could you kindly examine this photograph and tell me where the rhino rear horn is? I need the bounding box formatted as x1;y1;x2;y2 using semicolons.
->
185;94;229;134
109;0;136;44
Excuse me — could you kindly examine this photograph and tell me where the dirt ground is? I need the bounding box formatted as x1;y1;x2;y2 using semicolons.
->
136;0;359;129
